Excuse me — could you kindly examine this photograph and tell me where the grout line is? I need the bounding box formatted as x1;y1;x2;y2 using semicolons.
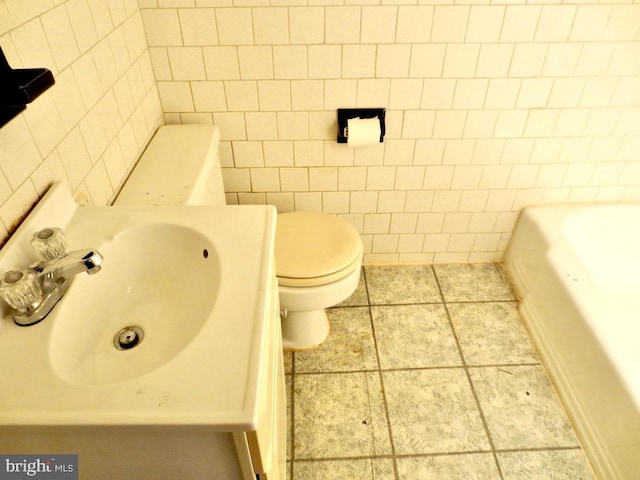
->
362;267;401;480
430;263;506;480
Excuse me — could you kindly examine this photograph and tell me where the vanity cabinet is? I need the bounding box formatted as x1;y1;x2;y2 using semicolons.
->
0;184;285;480
0;274;286;480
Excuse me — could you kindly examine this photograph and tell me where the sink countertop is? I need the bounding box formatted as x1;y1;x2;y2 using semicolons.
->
0;183;278;431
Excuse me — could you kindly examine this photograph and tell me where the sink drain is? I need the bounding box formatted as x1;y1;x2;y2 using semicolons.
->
114;326;144;350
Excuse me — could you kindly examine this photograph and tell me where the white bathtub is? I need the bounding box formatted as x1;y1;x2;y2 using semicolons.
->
504;203;640;480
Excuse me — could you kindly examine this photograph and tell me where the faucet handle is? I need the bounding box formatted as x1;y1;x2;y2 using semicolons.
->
0;269;42;310
31;227;67;260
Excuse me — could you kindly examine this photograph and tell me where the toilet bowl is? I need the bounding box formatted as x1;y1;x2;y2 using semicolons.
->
276;212;363;350
115;125;363;350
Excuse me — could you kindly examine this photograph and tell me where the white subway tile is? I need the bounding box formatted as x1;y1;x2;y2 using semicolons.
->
250;167;280;191
433;111;466;139
402;111;435;139
500;6;541;43
362;6;397;44
384;139;415;165
507;164;539;189
364;213;391;234
338;166;367;190
464;111;498;139
294;140;324;166
442;44;479;78
569;5;612;42
289;7;324;44
357;79;391;106
342;45;376;78
258;81;291;111
443;139;475;166
398;234;425;253
233;141;263;167
542;43;581;77
253;7;288;45
266;193;294;212
523;109;559;138
212;112;247;140
516;78;553;109
277;112;309;139
416;213;444;233
421;79;455;109
466;6;504;43
580;77;617;108
414;139;445;165
323;191;350;213
500;140;534;168
485;79;520;109
203;46;240;79
179;8;218;45
509;44;547;77
238;46;273;79
535;5;576;42
168;46;206;80
409;44;445;78
431;6;469;43
394;166;425;190
41;5;80;70
216;8;254;45
274;46;307;79
476;44;513;78
192;81;227;111
245;111;278;140
325;6;360;44
376;45;411;78
453;79;488;110
548;78;585;108
222;167;251;191
324;79;357;109
533;136;566;165
432;190;461;212
389;79;423;109
224;80;258;111
141;8;182;46
472;139;504;165
380;191;408;213
264;141;294;167
366;166;396;190
390;212;418;234
309;45;341;79
604;5;640;42
295;192;322;211
280;168;309;191
396;6;432;43
309;167;338;191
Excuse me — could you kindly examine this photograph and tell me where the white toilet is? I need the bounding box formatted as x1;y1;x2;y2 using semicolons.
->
115;125;363;349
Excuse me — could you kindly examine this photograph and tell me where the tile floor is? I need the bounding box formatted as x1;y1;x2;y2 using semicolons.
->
283;263;597;480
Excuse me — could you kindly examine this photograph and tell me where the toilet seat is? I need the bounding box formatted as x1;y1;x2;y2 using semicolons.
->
275;212;363;288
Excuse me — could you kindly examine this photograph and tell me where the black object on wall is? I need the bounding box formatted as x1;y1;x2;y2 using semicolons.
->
0;46;55;128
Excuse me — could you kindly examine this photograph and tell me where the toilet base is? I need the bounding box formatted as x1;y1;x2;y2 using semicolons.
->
281;309;330;350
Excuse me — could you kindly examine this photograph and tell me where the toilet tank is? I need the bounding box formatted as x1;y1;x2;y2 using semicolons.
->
114;125;226;207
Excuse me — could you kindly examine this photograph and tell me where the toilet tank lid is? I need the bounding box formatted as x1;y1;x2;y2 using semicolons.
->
114;125;221;206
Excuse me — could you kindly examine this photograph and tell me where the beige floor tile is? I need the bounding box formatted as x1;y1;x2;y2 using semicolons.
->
448;302;539;365
372;304;462;369
295;307;378;373
396;453;501;480
383;368;490;455
497;449;597;480
365;265;441;305
434;263;513;302
294;372;391;459
469;366;579;450
293;458;395;480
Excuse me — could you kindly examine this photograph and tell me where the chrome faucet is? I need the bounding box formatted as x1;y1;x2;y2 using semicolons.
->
0;229;103;326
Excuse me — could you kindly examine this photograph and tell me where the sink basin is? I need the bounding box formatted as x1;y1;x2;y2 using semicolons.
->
0;183;277;429
50;223;220;385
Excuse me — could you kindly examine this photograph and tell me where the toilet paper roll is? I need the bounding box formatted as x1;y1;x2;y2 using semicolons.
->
347;117;381;148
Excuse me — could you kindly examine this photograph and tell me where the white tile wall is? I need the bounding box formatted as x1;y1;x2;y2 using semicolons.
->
0;0;163;244
150;0;640;263
3;0;639;264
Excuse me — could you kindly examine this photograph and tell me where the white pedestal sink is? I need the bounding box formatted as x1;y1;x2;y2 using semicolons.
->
0;183;285;480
